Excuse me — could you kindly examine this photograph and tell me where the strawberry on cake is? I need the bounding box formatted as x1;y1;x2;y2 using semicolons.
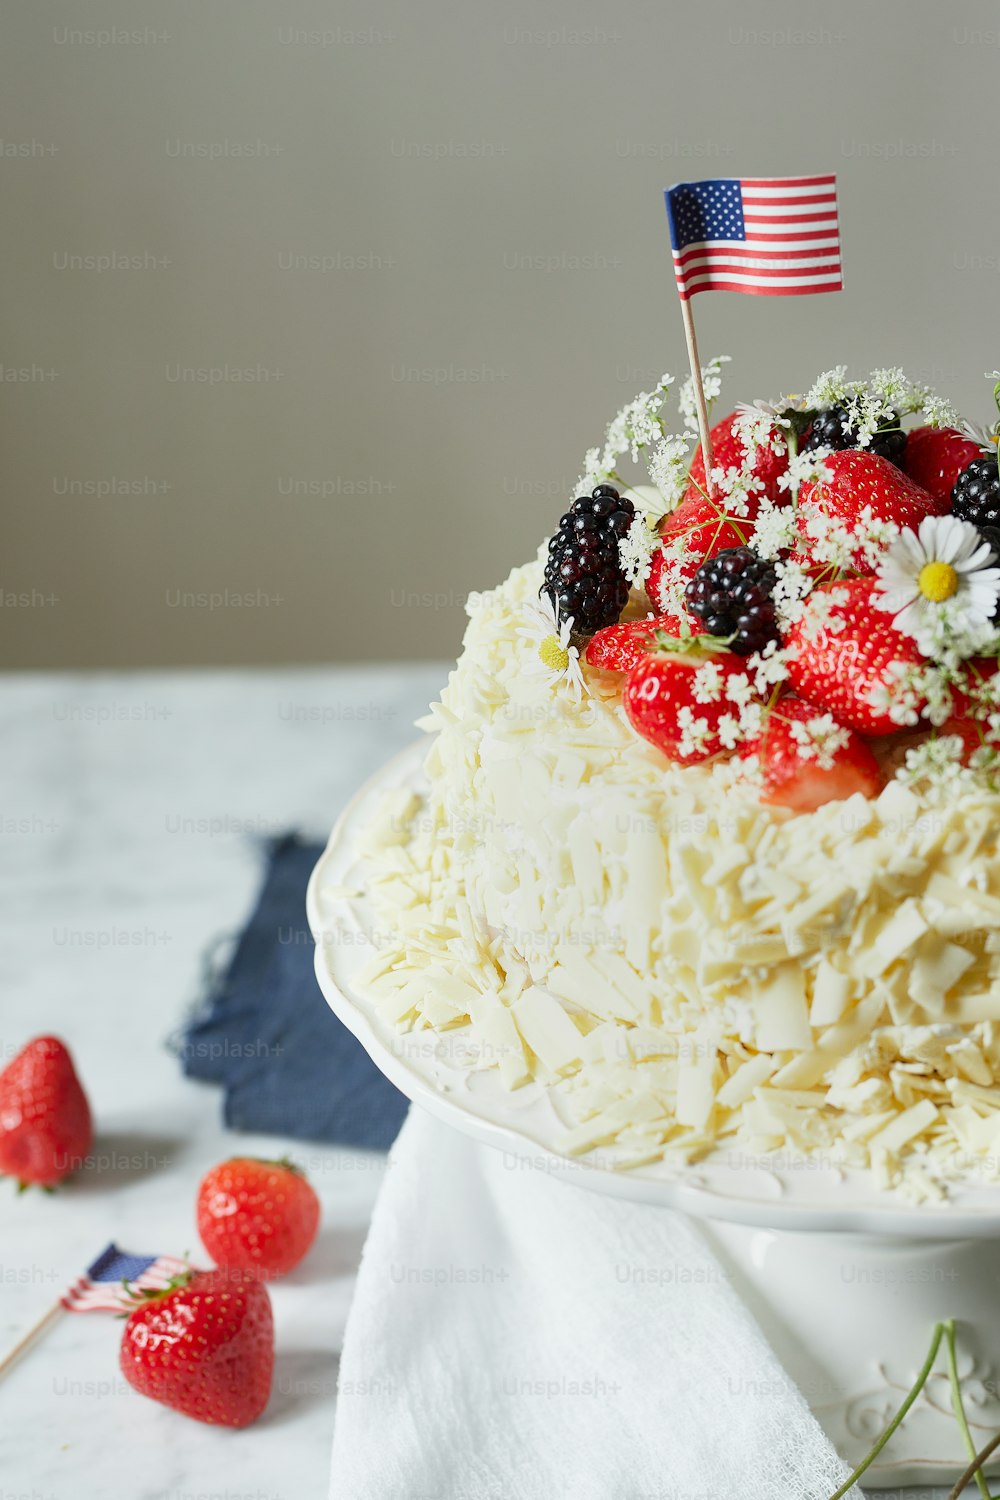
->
353;363;1000;1200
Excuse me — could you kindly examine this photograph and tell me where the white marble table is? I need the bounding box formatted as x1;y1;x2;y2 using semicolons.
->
0;665;445;1500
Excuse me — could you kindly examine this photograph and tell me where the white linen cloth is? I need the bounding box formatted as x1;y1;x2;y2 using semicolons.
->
330;1108;862;1500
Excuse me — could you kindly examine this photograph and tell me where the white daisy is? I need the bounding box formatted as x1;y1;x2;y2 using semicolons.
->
873;514;1000;656
515;592;586;699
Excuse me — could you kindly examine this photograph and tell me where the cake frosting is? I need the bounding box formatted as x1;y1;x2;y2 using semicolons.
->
347;364;1000;1200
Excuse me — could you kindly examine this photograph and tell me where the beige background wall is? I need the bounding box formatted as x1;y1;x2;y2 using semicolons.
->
3;0;997;669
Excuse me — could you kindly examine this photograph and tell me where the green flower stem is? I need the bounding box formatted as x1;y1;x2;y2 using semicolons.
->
827;1321;946;1500
945;1319;992;1500
946;1428;1000;1500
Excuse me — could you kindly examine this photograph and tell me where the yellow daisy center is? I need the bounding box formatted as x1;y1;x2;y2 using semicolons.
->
538;633;569;673
917;560;959;602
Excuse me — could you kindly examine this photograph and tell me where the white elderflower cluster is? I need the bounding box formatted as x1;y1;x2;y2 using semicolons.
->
909;606;1000;674
788;713;850;769
899;735;975;791
679;355;730;434
646;433;692;506
732;400;790;462
648;547;691;617
675;705;711;758
803;367;957;445
575;446;607;496
924;392;962;430
777;446;834;497
866;661;924;728
575;375;678;496
720;669;765;742
617;513;658;589
691;661;725;703
797;507;872;572
789;585;850;646
601;373;675;467
747;639;790;697
770;559;814;632
805;366;850;408
747;497;798;560
716;713;743;751
850;508;901;572
709;463;764;520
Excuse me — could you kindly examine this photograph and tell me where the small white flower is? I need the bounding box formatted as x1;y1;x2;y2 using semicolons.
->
679;355;730;434
515;592;586;700
717;712;742;750
788;713;850;770
777;445;834;498
692;662;725;703
646;433;691;506
873;515;1000;658
676;704;712;757
732;400;790;462
618;513;658;588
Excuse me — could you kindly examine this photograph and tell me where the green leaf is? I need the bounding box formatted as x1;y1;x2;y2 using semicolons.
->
650;626;735;657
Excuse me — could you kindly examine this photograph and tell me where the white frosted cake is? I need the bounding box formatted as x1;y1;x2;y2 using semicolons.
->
352;364;1000;1199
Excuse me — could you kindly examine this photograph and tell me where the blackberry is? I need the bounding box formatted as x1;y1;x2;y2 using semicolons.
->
952;455;1000;531
542;484;634;635
685;546;780;657
802;402;907;466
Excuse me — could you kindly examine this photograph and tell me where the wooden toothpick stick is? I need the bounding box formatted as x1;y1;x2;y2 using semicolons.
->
679;298;715;499
0;1299;64;1380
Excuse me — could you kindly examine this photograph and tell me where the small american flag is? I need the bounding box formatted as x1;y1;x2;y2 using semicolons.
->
665;175;843;300
61;1244;188;1313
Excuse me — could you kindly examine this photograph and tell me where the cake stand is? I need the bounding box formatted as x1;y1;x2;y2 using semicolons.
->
307;742;1000;1488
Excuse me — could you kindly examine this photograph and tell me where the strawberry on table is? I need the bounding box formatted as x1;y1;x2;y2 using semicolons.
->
785;579;929;735
903;425;984;505
197;1156;321;1281
0;1035;92;1189
623;638;757;765
739;695;882;813
120;1267;274;1428
796;450;947;574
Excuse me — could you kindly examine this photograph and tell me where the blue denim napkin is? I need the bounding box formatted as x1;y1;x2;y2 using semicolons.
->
178;835;408;1150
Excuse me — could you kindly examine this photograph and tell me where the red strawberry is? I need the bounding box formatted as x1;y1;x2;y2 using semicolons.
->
585;614;682;672
796;450;947;574
0;1036;92;1189
949;657;1000;718
646;492;754;615
197;1156;321;1281
903;425;983;504
785;579;928;735
936;716;989;764
739;695;882;812
120;1267;274;1428
688;410;789;505
623;644;755;765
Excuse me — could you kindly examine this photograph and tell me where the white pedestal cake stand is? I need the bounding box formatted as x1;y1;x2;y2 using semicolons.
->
307;743;1000;1489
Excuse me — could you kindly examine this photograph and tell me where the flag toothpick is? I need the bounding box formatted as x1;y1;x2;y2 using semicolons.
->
678;297;716;499
0;1299;64;1380
0;1243;188;1383
664;174;843;504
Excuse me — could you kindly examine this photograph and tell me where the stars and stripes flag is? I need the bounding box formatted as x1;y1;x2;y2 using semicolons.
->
61;1244;188;1313
665;175;843;300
